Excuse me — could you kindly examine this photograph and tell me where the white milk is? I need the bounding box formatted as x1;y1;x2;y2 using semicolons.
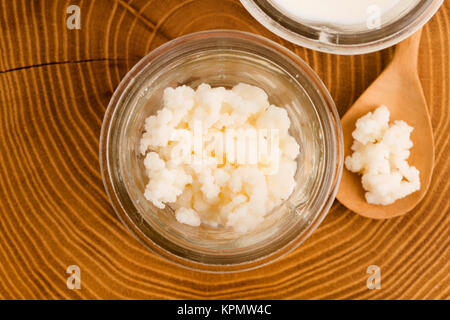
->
270;0;402;25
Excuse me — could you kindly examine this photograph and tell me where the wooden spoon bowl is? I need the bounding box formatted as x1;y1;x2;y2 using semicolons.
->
336;29;435;219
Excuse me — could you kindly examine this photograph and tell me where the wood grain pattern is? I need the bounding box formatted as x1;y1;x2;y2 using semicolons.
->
0;0;448;300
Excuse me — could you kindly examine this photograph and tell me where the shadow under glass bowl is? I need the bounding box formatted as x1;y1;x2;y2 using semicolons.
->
240;0;443;55
100;30;343;272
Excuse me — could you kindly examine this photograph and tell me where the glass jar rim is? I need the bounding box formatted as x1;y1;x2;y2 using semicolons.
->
240;0;443;55
99;30;344;272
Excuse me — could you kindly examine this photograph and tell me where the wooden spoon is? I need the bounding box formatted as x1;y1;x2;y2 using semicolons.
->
336;29;435;219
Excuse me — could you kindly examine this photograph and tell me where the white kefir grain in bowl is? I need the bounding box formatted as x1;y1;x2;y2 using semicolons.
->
139;83;300;233
100;30;343;270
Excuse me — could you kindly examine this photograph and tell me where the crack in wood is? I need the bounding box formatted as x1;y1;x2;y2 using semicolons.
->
0;58;127;74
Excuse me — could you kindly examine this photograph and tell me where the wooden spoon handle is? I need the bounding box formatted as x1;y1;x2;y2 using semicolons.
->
392;28;423;75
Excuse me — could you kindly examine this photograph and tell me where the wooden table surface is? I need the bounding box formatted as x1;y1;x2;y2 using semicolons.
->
0;0;448;300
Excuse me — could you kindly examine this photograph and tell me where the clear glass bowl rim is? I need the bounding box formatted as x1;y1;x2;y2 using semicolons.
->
240;0;444;55
99;30;344;272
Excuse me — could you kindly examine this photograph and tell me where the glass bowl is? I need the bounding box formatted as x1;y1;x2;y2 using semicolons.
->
240;0;443;54
100;30;343;272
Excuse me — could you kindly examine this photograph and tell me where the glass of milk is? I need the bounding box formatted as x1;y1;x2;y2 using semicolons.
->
240;0;443;54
